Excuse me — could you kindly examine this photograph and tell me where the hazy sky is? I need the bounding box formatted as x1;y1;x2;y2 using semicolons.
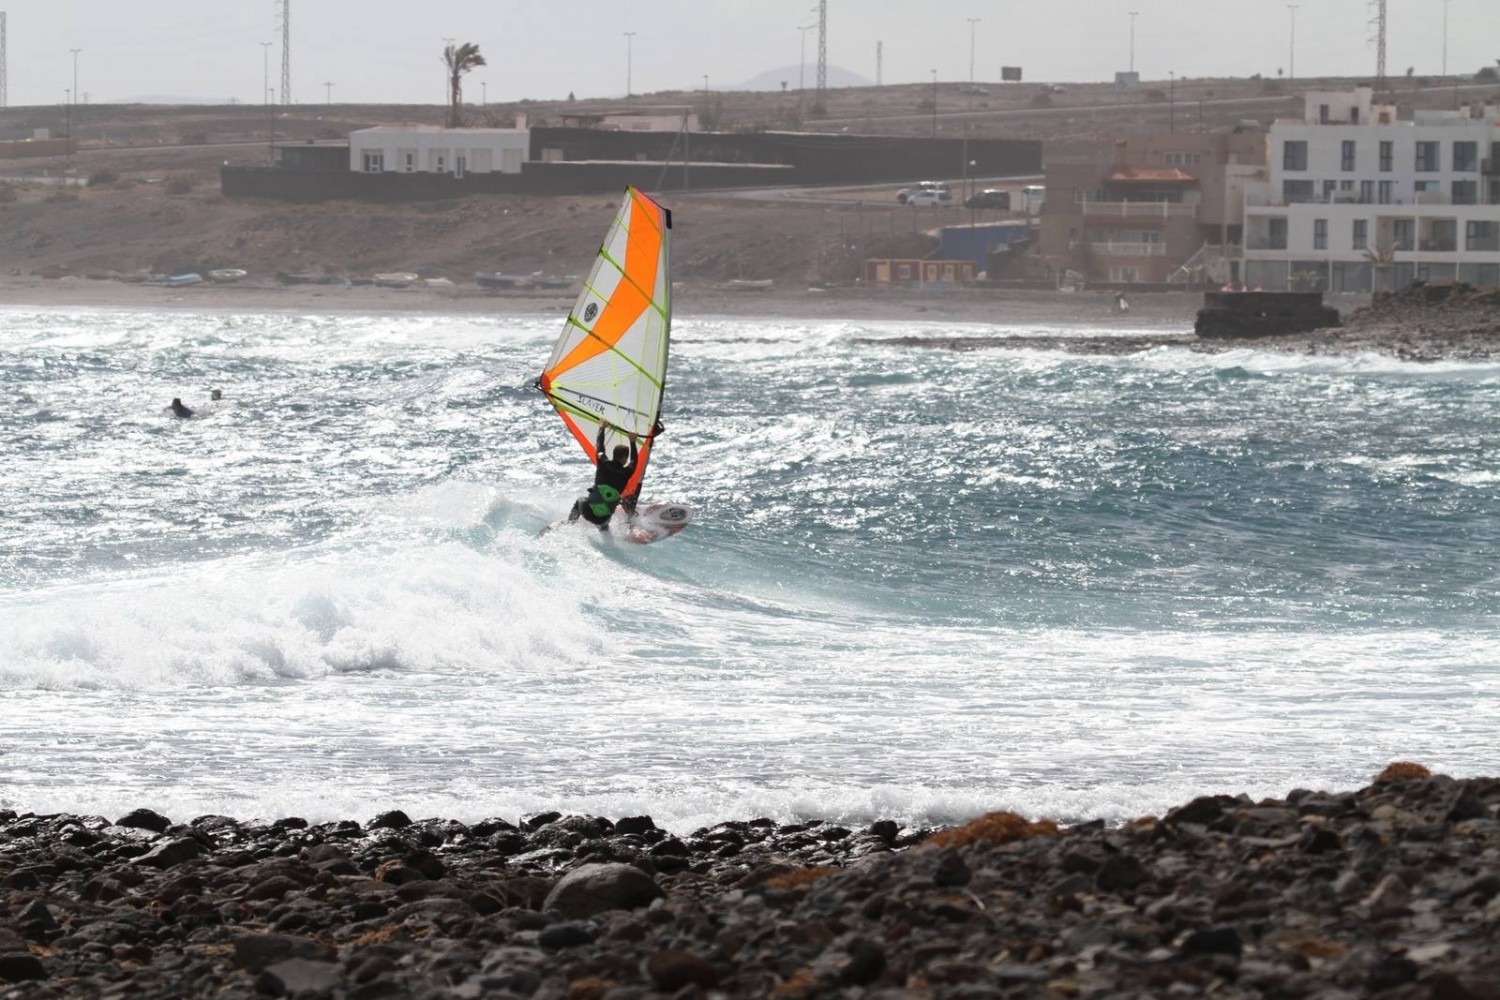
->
7;0;1497;107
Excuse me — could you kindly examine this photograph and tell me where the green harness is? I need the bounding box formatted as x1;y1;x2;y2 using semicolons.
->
587;483;621;518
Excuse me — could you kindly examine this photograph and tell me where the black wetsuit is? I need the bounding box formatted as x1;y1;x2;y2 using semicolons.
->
568;427;638;529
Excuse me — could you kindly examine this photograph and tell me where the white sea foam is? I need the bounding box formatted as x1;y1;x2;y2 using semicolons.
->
4;308;1500;827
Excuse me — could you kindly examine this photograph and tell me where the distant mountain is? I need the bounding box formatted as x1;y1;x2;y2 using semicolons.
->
733;65;874;93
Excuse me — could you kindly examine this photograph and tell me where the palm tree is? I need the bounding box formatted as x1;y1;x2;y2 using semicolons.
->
442;42;487;128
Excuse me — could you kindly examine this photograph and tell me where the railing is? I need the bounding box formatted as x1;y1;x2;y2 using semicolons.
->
1468;238;1500;251
1418;239;1457;252
1079;200;1196;218
1071;241;1166;256
1246;239;1289;251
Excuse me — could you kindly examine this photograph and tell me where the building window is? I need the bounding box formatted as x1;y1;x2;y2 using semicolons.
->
1314;218;1328;250
1426;219;1457;252
1378;180;1394;204
1283;179;1315;203
1283;140;1308;171
1341;140;1356;171
1415;141;1440;172
1360;180;1374;203
1379;141;1393;172
1163;152;1201;165
1393;219;1415;251
361;151;384;173
1322;180;1338;201
1466;220;1499;251
1453;180;1478;205
1353;218;1368;250
1319;104;1331;123
1268;217;1288;250
1453;141;1478;172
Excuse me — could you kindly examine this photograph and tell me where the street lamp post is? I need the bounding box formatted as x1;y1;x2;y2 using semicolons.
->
1442;0;1449;77
799;24;815;93
260;43;273;162
966;18;980;89
930;70;938;137
624;32;636;98
1286;5;1299;81
70;49;80;118
64;89;71;174
325;81;333;106
1127;11;1138;73
1169;70;1176;131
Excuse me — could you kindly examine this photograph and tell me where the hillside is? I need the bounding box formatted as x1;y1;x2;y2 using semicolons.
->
1;74;1495;289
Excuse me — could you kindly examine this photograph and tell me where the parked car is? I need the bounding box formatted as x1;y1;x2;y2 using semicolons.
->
897;181;949;204
906;188;953;207
963;189;1010;210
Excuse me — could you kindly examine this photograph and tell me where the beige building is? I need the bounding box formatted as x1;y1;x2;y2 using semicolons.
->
1040;128;1267;285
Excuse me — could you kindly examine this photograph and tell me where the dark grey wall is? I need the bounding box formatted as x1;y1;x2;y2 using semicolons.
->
221;160;793;202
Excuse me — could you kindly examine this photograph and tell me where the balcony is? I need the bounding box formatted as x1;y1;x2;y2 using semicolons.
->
1079;200;1196;219
1246;239;1289;251
1071;240;1166;256
1418;239;1457;252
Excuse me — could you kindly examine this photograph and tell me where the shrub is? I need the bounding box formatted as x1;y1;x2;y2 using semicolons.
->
1477;66;1498;81
1029;92;1053;108
180;131;208;145
87;168;119;187
163;175;194;195
43;189;79;204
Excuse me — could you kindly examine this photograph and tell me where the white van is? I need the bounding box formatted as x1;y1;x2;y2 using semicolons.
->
1018;185;1046;214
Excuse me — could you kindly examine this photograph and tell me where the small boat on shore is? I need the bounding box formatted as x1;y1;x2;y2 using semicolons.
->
373;272;419;288
208;268;248;283
165;273;203;287
717;278;774;292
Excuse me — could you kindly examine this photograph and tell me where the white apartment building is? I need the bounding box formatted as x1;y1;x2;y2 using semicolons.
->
348;124;531;176
1242;86;1500;292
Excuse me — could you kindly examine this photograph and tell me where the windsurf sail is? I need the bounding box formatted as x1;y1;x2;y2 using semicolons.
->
536;187;672;506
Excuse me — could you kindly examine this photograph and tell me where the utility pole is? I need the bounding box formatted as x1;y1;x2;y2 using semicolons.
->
1;12;7;109
1127;11;1138;73
814;0;827;103
624;31;635;97
64;88;70;174
324;80;333;106
278;0;291;104
1169;70;1176;131
70;49;80;114
1370;0;1387;90
875;40;882;87
1286;5;1299;80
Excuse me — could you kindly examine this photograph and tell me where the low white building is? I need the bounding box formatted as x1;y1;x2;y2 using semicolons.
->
348;124;531;176
1242;86;1500;291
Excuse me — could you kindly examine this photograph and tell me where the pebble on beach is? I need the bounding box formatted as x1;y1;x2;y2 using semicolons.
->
2;762;1498;998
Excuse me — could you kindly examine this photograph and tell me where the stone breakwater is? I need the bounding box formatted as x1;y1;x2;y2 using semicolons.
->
1;766;1497;999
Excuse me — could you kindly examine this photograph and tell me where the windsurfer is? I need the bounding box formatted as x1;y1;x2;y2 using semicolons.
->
565;420;662;529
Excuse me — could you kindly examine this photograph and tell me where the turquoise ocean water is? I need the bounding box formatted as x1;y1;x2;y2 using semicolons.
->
2;307;1497;830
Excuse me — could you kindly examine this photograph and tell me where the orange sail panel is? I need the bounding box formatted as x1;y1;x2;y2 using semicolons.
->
538;187;672;503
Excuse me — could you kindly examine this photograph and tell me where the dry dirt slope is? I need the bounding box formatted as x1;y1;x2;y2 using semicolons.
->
0;185;937;287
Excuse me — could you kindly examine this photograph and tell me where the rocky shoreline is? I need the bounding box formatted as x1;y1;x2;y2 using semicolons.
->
1;764;1496;998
